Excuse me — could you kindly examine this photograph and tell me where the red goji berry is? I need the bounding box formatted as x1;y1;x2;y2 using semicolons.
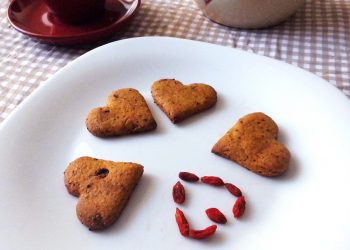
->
233;196;246;218
205;208;227;224
201;176;225;186
189;225;217;239
172;181;185;204
175;208;190;236
179;172;199;182
225;183;242;197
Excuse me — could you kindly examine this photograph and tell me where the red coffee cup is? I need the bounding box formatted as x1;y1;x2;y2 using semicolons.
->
43;0;106;24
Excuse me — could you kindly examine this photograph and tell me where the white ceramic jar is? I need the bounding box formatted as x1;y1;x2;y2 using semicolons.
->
193;0;305;28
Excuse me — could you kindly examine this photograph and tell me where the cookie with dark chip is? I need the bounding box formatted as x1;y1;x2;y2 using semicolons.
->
64;156;144;230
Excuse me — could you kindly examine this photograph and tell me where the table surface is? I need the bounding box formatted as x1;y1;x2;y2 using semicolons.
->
1;0;349;123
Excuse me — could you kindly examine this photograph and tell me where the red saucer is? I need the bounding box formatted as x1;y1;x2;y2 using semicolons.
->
7;0;141;45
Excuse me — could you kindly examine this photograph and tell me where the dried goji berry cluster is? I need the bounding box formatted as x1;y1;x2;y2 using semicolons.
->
173;171;246;240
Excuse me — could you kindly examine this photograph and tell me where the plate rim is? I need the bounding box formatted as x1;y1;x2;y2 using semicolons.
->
1;36;349;131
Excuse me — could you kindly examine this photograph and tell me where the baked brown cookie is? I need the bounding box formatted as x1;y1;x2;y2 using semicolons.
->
64;156;144;230
212;112;291;177
151;79;217;123
86;88;157;137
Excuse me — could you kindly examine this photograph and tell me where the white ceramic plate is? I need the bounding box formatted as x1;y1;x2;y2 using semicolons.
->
1;37;349;250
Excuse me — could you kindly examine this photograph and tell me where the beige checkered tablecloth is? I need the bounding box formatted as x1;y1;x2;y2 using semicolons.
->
0;0;349;123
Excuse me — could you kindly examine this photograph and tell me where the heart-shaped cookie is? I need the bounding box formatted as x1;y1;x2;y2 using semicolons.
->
212;112;291;176
64;156;144;230
86;88;157;137
151;79;217;123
